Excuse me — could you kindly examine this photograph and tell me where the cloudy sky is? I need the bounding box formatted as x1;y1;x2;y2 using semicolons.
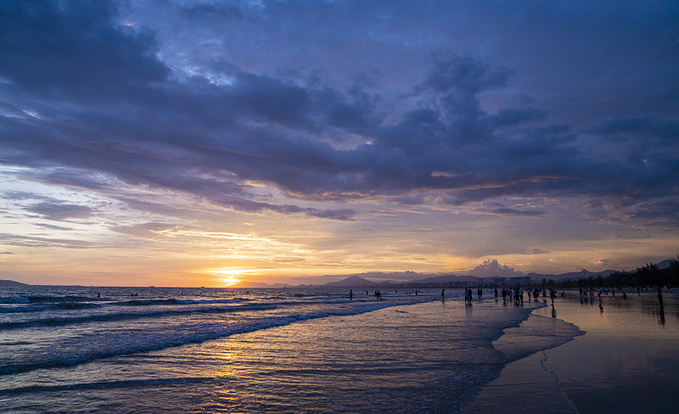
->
1;0;678;286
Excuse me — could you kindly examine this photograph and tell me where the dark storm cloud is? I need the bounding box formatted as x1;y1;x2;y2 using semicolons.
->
592;117;679;145
0;1;367;221
1;0;677;225
486;108;548;129
0;0;167;98
180;3;242;20
421;55;512;95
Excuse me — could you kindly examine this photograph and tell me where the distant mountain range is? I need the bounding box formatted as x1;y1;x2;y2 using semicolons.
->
318;259;676;288
2;259;673;288
324;276;382;288
322;274;501;288
0;279;30;287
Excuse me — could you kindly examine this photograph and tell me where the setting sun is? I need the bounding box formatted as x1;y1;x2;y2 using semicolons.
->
209;268;248;286
221;276;240;286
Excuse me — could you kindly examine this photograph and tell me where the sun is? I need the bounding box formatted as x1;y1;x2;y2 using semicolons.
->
209;268;247;286
221;276;241;286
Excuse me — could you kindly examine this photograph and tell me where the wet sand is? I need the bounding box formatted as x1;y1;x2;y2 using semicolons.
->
463;291;679;413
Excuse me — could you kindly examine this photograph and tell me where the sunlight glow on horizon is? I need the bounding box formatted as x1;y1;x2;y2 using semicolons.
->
208;268;252;286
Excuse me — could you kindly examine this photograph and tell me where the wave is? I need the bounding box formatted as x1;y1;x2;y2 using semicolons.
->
0;295;410;331
2;377;214;395
0;296;31;304
28;296;101;304
0;296;245;314
0;304;53;313
0;302;103;313
0;303;278;331
493;312;585;363
0;295;103;307
0;298;425;377
0;313;318;376
0;292;393;320
112;298;245;307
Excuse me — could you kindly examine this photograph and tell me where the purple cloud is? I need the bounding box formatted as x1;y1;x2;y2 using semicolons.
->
26;202;93;221
0;0;677;229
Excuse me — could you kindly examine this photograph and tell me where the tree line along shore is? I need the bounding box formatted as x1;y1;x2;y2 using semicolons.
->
548;260;679;290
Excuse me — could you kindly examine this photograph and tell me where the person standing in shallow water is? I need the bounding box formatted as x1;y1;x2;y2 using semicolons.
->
441;288;445;301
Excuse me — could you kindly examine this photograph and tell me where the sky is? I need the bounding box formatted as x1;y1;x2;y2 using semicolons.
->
1;0;678;287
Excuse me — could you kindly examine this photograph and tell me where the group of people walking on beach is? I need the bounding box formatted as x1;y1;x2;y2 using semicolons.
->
351;286;562;307
494;286;558;305
349;289;384;300
457;286;558;306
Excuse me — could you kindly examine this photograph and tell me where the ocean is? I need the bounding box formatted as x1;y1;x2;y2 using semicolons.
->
1;285;663;413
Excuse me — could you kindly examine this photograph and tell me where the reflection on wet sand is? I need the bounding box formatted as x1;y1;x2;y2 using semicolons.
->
532;291;679;414
658;303;665;325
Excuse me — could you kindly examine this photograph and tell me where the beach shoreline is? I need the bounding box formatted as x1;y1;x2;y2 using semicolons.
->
462;291;679;413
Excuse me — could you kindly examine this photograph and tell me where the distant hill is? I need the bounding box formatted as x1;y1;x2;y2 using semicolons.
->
325;274;498;288
524;269;615;283
0;279;30;287
656;259;673;269
324;276;378;288
400;274;481;287
318;261;676;288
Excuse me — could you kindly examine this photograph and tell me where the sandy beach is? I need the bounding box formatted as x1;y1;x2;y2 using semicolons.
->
463;291;679;413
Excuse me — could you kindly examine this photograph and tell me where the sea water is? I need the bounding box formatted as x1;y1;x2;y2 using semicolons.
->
0;286;581;413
